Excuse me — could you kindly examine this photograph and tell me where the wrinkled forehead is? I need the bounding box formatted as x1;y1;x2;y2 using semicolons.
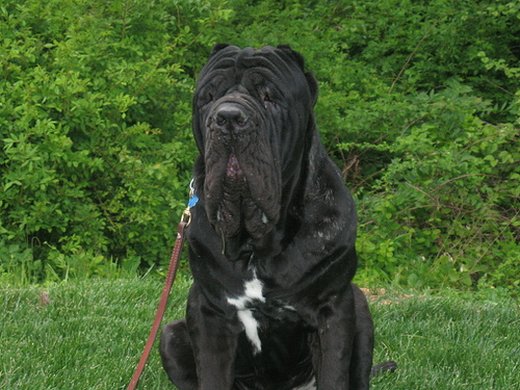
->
196;46;306;91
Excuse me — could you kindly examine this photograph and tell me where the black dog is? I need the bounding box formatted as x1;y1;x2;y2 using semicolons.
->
161;45;378;389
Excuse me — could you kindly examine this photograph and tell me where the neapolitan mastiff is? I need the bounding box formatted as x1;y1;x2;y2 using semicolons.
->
160;44;386;389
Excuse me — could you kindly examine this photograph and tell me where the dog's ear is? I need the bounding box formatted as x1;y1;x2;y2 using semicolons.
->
210;43;230;56
304;71;318;107
277;45;318;106
277;44;305;69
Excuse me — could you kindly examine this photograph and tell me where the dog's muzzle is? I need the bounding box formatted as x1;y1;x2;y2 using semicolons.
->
202;98;280;241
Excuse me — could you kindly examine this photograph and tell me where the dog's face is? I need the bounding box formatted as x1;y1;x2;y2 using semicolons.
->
193;45;318;241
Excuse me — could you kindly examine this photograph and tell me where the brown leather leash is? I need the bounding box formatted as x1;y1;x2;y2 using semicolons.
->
127;191;196;390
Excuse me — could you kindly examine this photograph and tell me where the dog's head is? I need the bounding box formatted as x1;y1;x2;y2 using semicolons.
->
193;45;318;241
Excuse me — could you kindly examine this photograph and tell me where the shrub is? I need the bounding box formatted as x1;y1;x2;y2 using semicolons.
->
1;0;518;290
0;0;232;282
356;82;518;289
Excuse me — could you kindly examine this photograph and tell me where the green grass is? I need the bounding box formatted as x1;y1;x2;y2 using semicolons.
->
1;279;518;389
369;290;520;390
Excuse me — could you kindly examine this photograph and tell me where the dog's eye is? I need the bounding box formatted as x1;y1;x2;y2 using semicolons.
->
199;91;214;107
263;92;273;107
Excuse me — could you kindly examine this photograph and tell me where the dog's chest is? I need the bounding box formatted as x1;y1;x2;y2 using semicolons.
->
226;271;295;355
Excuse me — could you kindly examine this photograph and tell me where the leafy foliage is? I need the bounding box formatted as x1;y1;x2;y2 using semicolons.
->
1;0;518;290
0;0;232;281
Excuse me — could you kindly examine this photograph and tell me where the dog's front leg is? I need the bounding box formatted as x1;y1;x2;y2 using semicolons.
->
186;286;239;390
313;285;357;390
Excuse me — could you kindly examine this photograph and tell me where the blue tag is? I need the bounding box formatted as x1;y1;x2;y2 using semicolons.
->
188;194;199;208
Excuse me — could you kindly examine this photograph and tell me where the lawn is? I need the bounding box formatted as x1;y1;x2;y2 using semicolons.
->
1;278;518;389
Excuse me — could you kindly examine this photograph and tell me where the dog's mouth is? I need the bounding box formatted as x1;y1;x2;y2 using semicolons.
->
226;153;244;180
216;153;248;234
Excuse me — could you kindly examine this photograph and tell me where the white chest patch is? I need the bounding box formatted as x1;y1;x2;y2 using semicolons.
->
294;377;317;390
227;272;265;354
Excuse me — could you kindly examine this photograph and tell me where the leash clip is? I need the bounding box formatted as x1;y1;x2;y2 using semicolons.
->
181;207;192;225
181;179;199;226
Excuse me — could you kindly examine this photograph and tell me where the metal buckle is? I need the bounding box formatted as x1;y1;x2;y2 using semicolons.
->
181;206;192;225
181;179;198;226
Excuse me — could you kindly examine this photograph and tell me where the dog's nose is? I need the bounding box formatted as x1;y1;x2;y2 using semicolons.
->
214;103;248;131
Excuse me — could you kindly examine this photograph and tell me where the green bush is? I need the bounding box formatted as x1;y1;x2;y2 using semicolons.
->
1;0;518;290
0;0;232;282
356;82;518;289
